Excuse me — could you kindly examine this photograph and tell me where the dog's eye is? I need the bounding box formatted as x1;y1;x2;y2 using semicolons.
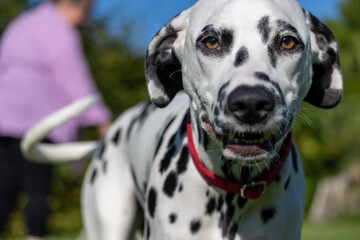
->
281;36;296;50
203;37;220;50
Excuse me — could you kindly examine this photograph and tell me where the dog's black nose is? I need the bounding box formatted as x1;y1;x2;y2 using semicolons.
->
227;86;275;125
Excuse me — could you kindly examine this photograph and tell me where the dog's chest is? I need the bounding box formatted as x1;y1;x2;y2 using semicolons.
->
142;135;303;240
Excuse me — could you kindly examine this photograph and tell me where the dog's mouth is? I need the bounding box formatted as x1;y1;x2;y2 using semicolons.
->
201;120;289;162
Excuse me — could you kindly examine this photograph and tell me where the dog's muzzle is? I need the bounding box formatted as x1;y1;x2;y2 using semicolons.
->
202;85;289;161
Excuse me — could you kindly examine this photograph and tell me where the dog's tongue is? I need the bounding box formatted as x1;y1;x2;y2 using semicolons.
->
223;137;274;157
224;143;266;156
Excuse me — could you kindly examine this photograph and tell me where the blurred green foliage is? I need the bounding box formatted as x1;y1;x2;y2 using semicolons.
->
295;0;360;211
302;215;360;240
0;0;359;238
81;19;148;117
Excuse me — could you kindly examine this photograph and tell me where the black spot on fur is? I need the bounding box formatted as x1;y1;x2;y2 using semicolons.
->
167;132;178;148
214;106;220;116
97;143;106;159
268;46;277;68
217;195;224;211
90;168;97;185
206;197;217;215
144;182;148;194
225;204;235;223
169;213;177;224
240;167;251;182
148;188;157;218
258;16;271;43
178;183;183;192
138;101;155;125
219;212;227;237
159;145;176;174
163;171;178;197
291;145;298;173
154;116;176;158
190;219;202;234
275;174;281;183
237;196;248;209
176;146;189;174
146;221;151;240
102;160;108;173
277;20;299;37
219;209;235;238
228;223;238;240
225;193;235;205
218;81;230;103
234;46;249;67
166;114;188;150
221;29;234;53
285;175;291;190
111;128;122;145
179;113;188;136
261;207;276;224
255;72;270;82
126;118;137;140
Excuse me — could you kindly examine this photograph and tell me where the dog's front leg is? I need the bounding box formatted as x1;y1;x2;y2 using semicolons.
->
81;149;137;240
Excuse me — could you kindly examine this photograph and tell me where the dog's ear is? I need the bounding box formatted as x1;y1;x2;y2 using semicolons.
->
303;10;343;109
145;8;192;108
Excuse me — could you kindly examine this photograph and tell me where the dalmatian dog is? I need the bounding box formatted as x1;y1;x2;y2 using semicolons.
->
22;0;343;239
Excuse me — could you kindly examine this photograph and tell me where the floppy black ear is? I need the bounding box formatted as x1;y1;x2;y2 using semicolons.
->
145;8;192;108
303;10;343;109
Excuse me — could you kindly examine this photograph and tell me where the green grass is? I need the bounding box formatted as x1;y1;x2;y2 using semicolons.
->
302;215;360;240
5;216;360;240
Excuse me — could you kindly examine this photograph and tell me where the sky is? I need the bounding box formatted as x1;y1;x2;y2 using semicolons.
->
90;0;344;52
29;0;344;52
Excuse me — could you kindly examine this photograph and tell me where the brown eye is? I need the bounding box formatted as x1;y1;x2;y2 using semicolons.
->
281;36;296;50
204;37;220;50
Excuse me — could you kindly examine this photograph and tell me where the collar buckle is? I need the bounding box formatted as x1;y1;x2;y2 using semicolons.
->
240;181;267;199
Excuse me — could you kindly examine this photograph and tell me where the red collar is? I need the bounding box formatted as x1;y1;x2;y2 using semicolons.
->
187;118;292;199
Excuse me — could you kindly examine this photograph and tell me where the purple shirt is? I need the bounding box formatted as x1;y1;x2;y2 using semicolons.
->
0;2;112;143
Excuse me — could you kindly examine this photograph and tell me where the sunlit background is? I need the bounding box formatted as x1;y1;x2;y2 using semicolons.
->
28;0;345;52
1;0;360;239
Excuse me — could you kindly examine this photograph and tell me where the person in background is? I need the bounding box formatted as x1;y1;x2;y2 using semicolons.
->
0;0;112;239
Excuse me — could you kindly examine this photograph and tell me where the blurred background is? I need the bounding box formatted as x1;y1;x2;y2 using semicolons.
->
0;0;359;239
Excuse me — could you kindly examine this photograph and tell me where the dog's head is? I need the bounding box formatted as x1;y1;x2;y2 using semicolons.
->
145;0;342;164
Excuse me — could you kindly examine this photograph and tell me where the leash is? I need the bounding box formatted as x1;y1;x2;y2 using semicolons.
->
187;114;292;199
